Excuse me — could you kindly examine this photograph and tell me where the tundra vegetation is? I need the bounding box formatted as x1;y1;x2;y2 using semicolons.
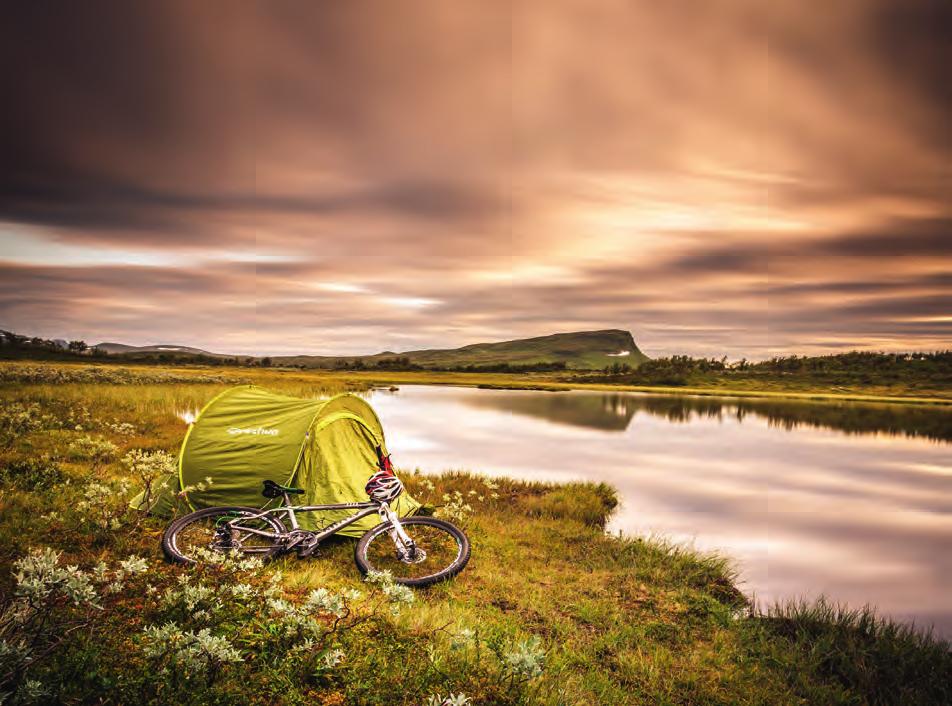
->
4;329;950;402
0;361;949;704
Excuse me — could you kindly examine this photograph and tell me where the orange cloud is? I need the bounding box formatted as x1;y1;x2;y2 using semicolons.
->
0;1;948;356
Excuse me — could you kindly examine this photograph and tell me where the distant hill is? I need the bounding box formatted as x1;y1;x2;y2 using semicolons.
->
4;328;649;371
95;342;225;357
275;329;649;370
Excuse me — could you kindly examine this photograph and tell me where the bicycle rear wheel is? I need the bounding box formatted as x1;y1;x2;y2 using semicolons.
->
354;517;470;587
162;506;286;564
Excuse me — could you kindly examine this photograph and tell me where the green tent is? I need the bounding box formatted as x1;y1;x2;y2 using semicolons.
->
133;386;418;536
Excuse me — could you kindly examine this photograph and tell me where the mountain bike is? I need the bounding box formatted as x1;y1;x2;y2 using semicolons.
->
161;475;470;587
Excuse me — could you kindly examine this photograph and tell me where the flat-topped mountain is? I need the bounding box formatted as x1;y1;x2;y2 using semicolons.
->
4;328;649;370
276;329;649;370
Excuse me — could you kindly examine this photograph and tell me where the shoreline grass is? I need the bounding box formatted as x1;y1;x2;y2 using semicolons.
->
3;358;951;406
349;370;952;407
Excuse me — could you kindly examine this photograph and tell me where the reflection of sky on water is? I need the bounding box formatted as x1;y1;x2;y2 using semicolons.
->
369;386;952;637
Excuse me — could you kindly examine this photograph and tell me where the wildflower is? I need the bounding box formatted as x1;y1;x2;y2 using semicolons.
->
0;402;45;449
365;570;414;613
261;570;284;598
503;635;545;679
123;449;177;511
76;480;129;531
289;638;315;654
190;628;243;665
191;547;261;573
158;572;230;623
306;587;346;618
120;555;149;574
107;421;137;436
426;694;471;706
451;627;476;651
13;548;100;608
364;569;392;586
141;623;242;676
267;597;293;615
435;490;474;524
14;679;49;703
67;435;118;464
319;648;345;670
229;583;255;600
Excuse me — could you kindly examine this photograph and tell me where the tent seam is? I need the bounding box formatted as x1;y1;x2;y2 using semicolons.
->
288;411;380;489
287;394;383;481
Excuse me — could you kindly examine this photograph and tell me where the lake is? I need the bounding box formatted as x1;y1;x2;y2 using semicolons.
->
367;385;952;637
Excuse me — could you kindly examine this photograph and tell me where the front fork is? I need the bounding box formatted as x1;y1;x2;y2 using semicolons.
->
378;502;416;559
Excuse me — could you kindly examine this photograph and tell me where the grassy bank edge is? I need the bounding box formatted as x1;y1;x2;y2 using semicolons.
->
335;370;952;406
3;359;950;406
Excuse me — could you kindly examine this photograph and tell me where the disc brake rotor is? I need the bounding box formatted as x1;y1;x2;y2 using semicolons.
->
399;546;427;564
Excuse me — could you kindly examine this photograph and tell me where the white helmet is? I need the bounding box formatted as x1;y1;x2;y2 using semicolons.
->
365;470;403;502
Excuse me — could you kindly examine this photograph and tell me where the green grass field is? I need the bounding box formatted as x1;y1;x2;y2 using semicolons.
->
1;361;950;704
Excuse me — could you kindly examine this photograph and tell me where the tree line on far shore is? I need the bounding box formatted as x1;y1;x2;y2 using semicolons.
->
4;329;948;386
588;351;952;387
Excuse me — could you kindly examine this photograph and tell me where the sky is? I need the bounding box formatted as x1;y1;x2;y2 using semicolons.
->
0;1;950;358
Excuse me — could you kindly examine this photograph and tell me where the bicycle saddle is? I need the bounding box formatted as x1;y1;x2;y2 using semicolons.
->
262;479;305;498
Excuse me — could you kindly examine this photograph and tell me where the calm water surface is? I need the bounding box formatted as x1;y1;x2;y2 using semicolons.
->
368;385;952;637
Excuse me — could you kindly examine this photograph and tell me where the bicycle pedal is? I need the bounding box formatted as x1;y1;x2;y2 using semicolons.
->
297;542;320;558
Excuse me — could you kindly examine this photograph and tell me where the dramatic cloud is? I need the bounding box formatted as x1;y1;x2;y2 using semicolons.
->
0;0;949;357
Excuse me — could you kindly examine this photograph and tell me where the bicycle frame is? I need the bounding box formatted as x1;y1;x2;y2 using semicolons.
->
224;491;415;553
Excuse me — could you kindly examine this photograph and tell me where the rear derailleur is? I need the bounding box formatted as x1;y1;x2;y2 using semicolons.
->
212;523;236;551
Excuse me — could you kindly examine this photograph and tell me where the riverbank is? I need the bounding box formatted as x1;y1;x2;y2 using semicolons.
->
345;369;952;406
3;359;951;406
1;363;949;703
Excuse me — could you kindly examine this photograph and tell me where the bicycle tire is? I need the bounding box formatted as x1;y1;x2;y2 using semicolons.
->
354;517;471;587
162;506;287;565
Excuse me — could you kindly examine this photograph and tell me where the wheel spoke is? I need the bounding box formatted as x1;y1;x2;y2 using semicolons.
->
173;513;278;561
364;522;462;581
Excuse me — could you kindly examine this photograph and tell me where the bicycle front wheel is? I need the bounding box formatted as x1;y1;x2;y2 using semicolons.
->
162;506;286;564
354;517;470;587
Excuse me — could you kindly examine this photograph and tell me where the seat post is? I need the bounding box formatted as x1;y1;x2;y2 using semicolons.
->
282;491;299;530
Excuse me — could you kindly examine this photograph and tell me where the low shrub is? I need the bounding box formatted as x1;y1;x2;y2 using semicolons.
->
66;435;118;468
0;548;150;701
0;457;67;492
0;404;51;450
